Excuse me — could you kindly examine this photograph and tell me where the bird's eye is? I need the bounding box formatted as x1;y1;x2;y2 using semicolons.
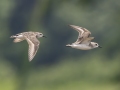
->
95;44;98;46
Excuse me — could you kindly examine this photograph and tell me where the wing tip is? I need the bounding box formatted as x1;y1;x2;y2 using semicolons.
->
28;55;34;62
28;58;33;62
69;25;75;27
69;25;83;30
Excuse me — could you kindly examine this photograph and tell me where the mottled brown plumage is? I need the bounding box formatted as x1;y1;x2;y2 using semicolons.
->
10;31;45;61
66;25;101;50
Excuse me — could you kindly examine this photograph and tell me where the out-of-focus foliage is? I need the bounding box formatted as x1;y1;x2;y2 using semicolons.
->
0;0;120;90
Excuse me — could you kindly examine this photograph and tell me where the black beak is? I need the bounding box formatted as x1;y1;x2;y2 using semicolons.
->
99;46;102;48
43;36;47;38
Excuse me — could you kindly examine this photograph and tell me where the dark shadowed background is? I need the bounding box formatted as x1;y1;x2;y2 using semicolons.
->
0;0;120;90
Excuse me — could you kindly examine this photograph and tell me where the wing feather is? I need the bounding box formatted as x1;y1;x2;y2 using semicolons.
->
81;37;94;45
69;25;91;44
25;37;40;61
70;25;84;37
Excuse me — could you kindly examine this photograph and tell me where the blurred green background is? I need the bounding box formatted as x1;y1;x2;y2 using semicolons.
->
0;0;120;90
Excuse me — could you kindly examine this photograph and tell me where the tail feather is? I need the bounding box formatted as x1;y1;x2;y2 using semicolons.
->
10;34;24;43
10;35;17;38
66;44;71;47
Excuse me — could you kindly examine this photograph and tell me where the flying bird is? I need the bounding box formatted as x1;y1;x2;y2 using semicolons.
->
66;25;101;50
10;31;46;61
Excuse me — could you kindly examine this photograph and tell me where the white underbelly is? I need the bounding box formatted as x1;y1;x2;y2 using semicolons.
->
72;44;91;50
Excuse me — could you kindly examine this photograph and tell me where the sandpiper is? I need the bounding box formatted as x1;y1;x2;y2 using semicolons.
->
66;25;101;50
10;31;46;61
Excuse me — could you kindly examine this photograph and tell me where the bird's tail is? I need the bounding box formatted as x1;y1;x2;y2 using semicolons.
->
10;35;17;38
10;34;24;43
66;44;71;47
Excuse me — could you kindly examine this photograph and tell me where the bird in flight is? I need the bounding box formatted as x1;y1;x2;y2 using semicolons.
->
66;25;101;50
10;31;46;61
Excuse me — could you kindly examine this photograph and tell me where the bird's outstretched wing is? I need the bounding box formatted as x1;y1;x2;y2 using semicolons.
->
25;37;40;61
69;25;91;44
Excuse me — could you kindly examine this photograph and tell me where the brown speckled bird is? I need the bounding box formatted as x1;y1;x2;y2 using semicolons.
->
66;25;101;50
10;31;46;61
